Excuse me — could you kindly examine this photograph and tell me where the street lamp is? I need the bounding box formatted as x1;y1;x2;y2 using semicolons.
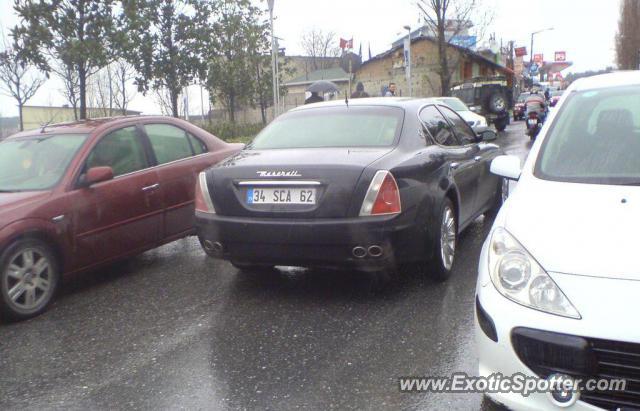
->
267;0;278;117
529;27;553;83
404;25;412;97
530;27;554;64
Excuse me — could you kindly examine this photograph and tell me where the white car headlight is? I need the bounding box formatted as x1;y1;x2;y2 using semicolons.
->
488;227;581;319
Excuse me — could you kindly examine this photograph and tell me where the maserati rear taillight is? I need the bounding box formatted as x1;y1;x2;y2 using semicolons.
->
359;170;401;216
195;172;216;214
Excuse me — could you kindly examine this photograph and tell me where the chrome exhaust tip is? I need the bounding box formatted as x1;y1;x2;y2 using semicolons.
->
352;246;367;259
203;240;224;257
368;245;383;258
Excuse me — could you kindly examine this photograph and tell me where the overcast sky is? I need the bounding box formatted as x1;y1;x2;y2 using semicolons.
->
0;0;621;117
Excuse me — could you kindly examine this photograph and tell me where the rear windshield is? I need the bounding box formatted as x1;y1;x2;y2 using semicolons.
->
535;85;640;185
450;88;474;105
249;106;404;149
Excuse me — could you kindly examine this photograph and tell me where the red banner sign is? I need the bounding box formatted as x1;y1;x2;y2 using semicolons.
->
339;38;353;50
514;47;527;57
555;51;566;62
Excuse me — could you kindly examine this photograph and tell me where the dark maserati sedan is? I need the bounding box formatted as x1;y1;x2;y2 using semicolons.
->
0;116;242;320
195;98;505;281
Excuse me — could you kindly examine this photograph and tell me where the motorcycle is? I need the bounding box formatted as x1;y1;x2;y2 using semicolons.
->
526;111;543;140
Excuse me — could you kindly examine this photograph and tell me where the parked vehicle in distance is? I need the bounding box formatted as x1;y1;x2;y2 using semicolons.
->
513;92;529;121
476;71;640;410
196;98;505;283
450;77;513;132
549;89;564;107
436;97;488;133
0;116;242;320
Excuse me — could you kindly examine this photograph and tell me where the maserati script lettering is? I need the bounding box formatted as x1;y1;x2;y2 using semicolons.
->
256;170;302;177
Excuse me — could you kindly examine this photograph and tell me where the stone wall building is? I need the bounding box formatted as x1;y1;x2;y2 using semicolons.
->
355;36;512;98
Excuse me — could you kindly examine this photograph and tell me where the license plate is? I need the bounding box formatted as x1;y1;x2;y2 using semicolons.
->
247;188;316;204
527;119;537;126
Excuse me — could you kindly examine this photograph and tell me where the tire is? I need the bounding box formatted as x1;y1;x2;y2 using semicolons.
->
494;117;508;132
431;199;457;282
488;92;507;114
485;178;508;217
0;239;60;321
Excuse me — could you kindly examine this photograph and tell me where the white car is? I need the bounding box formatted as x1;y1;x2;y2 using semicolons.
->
436;97;488;132
476;71;640;410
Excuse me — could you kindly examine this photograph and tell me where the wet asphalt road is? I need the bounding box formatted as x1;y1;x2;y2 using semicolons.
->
0;122;532;411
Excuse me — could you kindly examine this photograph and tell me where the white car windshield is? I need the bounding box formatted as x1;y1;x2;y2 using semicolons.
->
439;98;469;112
535;85;640;184
0;134;88;192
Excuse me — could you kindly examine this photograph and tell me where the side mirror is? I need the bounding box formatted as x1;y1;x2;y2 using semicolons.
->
490;155;521;180
479;129;497;141
84;166;114;186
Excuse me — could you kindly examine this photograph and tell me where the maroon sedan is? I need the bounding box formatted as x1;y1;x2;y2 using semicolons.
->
0;116;242;320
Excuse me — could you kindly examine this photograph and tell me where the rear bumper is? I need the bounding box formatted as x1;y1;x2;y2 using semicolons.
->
195;211;423;271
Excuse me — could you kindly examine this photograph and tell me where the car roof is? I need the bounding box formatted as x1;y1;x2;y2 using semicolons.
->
570;71;640;92
4;115;186;140
288;97;444;113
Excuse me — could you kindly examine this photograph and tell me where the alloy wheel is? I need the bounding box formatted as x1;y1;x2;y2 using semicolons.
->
440;206;456;270
3;248;53;312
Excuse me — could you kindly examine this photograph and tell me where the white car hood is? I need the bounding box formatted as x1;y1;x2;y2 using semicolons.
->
504;177;640;280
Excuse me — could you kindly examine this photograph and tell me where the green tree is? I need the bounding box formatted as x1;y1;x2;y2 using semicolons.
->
12;0;116;120
203;0;268;123
120;0;203;118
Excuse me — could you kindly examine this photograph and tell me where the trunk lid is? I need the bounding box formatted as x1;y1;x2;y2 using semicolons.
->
209;147;393;218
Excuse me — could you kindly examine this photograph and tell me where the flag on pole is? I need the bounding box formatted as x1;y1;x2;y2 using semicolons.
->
339;38;353;50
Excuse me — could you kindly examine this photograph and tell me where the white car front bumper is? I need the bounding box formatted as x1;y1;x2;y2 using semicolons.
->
475;236;640;411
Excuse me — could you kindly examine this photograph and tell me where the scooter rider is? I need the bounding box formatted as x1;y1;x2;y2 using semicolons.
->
525;90;547;122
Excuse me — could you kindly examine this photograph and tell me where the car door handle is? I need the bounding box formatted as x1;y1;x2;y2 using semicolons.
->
450;162;461;170
474;156;483;162
141;183;160;192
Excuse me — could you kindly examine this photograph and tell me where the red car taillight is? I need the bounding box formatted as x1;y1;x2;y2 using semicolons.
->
195;172;216;214
528;112;538;119
359;170;401;216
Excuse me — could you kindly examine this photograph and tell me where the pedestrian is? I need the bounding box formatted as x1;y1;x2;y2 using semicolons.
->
384;82;397;97
544;88;551;102
351;82;370;99
305;91;324;104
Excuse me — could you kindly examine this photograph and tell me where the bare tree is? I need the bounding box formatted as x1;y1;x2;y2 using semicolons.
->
53;61;81;120
88;65;114;117
616;0;640;70
155;87;183;117
0;44;45;131
418;0;492;96
300;29;340;72
112;60;136;115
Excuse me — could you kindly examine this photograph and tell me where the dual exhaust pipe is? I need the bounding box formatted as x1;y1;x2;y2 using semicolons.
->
352;245;384;259
206;240;383;260
203;240;224;257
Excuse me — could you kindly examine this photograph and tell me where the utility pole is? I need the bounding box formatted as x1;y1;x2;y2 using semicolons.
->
404;25;412;97
267;0;278;119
